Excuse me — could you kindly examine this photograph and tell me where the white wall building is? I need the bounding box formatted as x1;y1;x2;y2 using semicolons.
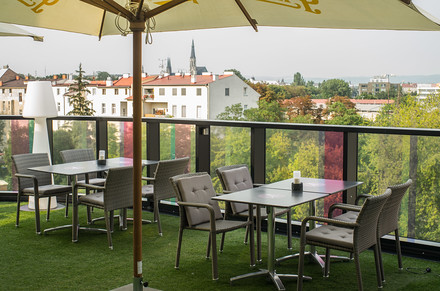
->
138;72;259;119
416;83;440;100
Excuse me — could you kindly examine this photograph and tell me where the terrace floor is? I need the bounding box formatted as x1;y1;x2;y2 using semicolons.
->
1;202;439;291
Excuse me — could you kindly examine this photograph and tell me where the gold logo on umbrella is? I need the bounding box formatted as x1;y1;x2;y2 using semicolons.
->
258;0;321;14
16;0;59;13
154;0;198;5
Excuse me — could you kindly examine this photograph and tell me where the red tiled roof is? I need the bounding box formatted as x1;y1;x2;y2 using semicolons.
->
89;80;107;86
113;75;157;87
144;74;231;86
311;99;394;105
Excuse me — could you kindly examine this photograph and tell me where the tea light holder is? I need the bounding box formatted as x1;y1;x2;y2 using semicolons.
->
97;150;106;165
292;171;303;191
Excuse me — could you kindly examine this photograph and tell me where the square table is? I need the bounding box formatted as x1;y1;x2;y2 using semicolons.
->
28;157;158;242
213;187;328;290
262;177;363;268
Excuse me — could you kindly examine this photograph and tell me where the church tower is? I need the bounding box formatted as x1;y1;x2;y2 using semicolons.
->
166;57;172;75
190;39;197;76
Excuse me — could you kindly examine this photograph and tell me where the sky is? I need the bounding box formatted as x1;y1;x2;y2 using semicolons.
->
1;1;439;82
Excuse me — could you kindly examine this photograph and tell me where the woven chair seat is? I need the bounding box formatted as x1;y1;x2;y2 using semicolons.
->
78;192;104;207
141;184;154;198
306;225;354;249
23;184;71;195
77;177;106;186
334;211;359;223
192;219;249;232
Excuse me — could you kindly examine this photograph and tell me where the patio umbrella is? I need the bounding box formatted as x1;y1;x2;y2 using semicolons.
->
0;22;43;41
1;1;439;290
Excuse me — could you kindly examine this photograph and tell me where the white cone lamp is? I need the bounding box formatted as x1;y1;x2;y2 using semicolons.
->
23;81;58;210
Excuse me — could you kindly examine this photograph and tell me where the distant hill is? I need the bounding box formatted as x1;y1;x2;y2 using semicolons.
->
249;75;440;85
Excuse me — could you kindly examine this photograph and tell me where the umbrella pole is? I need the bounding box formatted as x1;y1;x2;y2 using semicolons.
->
131;20;146;291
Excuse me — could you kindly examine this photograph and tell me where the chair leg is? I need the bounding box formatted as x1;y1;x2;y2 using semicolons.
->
86;206;92;224
46;196;51;221
220;232;226;253
120;208;127;230
175;226;184;269
354;252;363;291
104;211;113;250
210;231;219;280
395;229;403;270
244;224;249;244
324;248;330;277
297;240;306;291
287;209;292;250
34;196;41;234
378;236;385;283
16;193;21;228
154;199;162;236
374;244;383;288
206;235;211;259
65;193;69;217
109;210;114;232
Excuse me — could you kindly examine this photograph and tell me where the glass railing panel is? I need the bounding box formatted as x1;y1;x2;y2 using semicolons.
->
265;129;344;221
0;119;31;191
52;119;96;184
210;126;251;193
358;133;440;243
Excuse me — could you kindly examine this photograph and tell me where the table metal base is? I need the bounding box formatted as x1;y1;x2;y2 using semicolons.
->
230;269;311;291
276;251;351;274
44;224;108;242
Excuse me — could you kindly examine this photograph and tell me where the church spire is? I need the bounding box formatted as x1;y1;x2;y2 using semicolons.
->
190;39;197;76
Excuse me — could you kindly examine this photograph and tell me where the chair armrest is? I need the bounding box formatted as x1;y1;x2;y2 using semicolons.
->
15;173;37;180
177;201;218;231
142;177;155;182
328;203;362;218
222;190;233;194
15;173;39;196
75;183;105;191
253;183;264;188
355;194;373;205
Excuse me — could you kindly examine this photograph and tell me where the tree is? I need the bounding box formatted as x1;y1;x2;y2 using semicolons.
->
244;100;286;122
292;72;306;86
216;103;245;121
320;79;351;99
96;71;111;80
323;96;365;125
66;63;95;116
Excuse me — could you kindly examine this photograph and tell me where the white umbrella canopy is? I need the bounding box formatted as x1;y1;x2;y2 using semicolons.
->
1;1;439;290
1;0;439;36
0;22;43;41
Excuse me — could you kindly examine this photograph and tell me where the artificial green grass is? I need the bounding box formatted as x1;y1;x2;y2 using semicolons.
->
0;201;439;291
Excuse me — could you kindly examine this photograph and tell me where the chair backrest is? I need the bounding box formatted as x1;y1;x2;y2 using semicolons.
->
103;166;133;212
60;148;97;180
152;157;190;200
12;153;52;190
379;179;413;236
355;189;392;253
170;172;223;227
216;164;253;214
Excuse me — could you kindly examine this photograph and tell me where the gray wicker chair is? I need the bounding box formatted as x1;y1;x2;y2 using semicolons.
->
60;148;106;218
141;157;189;235
329;179;413;282
216;164;292;260
12;153;72;234
297;189;392;291
170;172;254;280
76;166;133;249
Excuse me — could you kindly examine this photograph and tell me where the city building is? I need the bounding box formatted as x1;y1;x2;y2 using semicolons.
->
312;99;394;120
358;75;400;96
416;83;440;100
0;65;26;115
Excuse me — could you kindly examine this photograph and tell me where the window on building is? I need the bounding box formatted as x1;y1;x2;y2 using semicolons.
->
243;87;248;96
125;88;129;95
57;102;61;112
244;104;248;110
2;101;5;111
122;108;126;116
57;88;60;95
19;93;22;102
115;89;119;95
159;88;165;95
1;89;4;94
225;88;230;96
196;88;202;96
92;88;96;95
102;88;106;95
181;105;186;118
172;105;177;116
102;103;106;114
112;104;116;114
172;88;177;96
196;106;202;119
181;88;186;96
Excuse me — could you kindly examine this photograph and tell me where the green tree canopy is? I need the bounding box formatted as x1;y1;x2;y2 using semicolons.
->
292;72;306;86
66;63;95;116
320;79;351;99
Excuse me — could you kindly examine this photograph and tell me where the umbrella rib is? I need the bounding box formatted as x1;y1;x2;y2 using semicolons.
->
145;0;188;19
80;0;135;21
235;0;258;32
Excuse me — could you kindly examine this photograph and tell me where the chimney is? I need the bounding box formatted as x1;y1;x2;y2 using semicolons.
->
123;73;130;78
142;73;146;78
0;81;2;86
25;76;29;80
16;75;20;80
62;74;66;79
106;76;112;87
53;75;58;80
212;74;218;81
191;75;196;84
